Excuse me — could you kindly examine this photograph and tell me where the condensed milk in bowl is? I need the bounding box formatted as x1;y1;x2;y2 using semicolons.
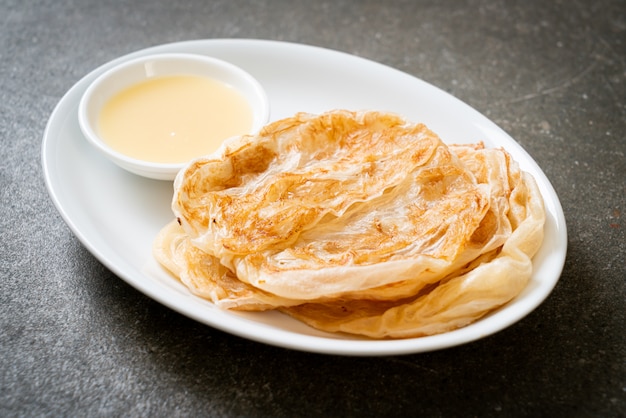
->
78;53;269;180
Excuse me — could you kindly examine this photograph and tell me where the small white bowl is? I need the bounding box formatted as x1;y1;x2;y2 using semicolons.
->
78;53;270;180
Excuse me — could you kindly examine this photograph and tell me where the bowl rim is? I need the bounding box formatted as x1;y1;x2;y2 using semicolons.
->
77;52;270;178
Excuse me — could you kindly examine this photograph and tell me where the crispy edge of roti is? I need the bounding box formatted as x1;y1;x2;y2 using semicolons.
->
153;220;303;311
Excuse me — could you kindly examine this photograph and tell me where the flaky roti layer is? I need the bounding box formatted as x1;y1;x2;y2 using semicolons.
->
174;111;444;260
281;171;545;338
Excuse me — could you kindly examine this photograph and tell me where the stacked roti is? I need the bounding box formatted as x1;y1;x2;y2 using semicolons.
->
153;110;545;339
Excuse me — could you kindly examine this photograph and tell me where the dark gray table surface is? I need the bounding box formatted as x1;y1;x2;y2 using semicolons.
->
2;0;624;416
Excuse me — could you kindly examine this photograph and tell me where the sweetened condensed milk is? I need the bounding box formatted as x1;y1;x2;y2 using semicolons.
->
98;75;253;164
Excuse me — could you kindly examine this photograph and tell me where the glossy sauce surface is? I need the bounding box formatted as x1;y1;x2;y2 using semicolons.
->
99;75;253;164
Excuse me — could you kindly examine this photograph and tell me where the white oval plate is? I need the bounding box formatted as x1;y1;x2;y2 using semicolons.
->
42;39;567;356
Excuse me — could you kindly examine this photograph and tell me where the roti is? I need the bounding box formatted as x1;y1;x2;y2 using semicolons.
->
154;110;545;338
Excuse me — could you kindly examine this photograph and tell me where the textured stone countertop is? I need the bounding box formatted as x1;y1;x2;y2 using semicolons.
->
1;0;624;416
